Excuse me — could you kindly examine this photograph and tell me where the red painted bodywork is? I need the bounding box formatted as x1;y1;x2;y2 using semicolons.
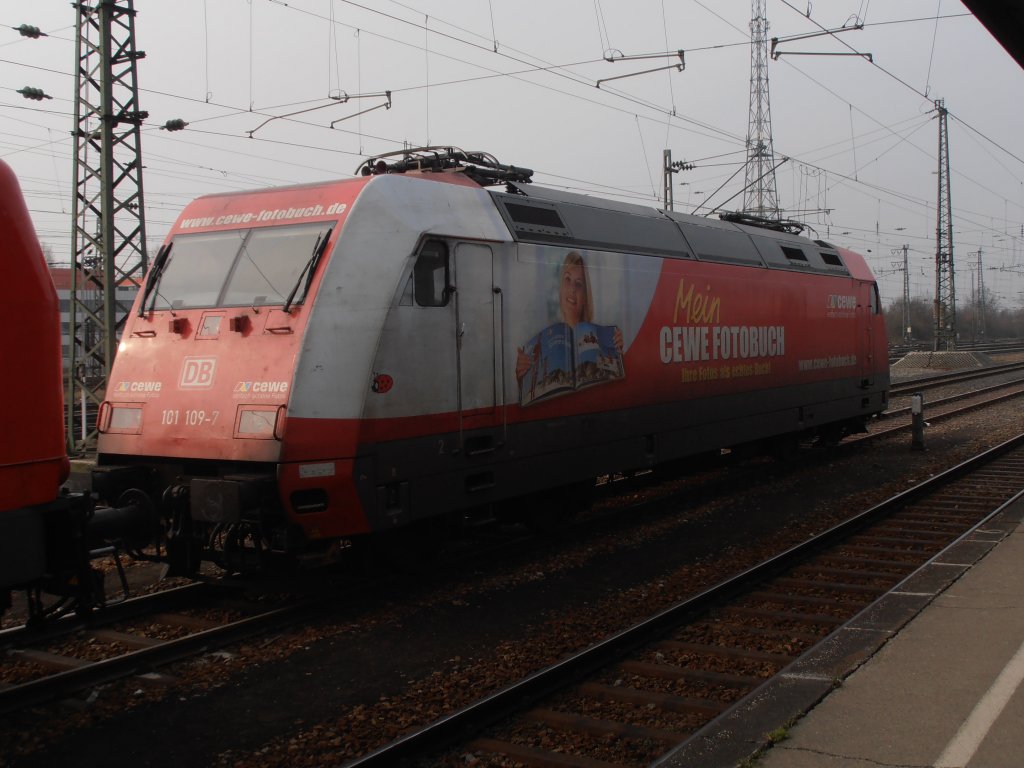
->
0;160;69;511
99;179;370;462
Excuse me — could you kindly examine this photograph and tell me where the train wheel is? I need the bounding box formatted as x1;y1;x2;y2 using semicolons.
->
816;423;846;448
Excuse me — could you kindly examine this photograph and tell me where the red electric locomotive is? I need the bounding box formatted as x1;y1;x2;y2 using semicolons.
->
0;159;69;598
0;160;153;623
89;148;888;575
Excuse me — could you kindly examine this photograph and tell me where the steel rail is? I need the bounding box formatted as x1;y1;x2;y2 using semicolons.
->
344;432;1024;767
0;593;324;715
861;385;1024;442
890;360;1024;395
0;581;209;648
881;378;1024;419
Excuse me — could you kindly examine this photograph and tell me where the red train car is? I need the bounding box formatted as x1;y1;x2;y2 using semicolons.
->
0;159;69;602
93;148;889;574
1;160;153;622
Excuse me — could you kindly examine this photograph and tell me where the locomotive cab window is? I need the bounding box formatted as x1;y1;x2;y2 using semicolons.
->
146;222;334;310
220;223;332;308
412;240;450;307
146;231;240;308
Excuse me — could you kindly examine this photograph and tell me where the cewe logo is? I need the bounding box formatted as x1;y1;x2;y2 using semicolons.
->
180;357;217;389
827;294;857;310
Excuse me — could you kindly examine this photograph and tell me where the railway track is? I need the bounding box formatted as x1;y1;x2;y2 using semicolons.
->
345;434;1024;767
3;377;1017;723
0;579;327;714
865;379;1024;440
4;378;1017;720
889;360;1024;396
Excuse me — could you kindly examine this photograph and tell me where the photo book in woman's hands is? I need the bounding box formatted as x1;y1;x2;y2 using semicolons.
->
519;322;624;406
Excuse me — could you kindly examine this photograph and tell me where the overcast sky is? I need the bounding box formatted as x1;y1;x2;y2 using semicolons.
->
3;1;1022;310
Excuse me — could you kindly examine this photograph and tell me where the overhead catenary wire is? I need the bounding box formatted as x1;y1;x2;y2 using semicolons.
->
203;0;211;102
0;9;1011;214
10;4;1003;179
594;0;613;57
1;4;1021;294
267;0;695;123
635;114;657;200
424;14;430;145
924;0;942;97
487;0;498;52
248;0;255;110
328;0;343;99
661;0;677;125
776;0;1024;169
356;28;364;153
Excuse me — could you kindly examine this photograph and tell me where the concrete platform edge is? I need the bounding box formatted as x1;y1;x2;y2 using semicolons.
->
654;500;1024;768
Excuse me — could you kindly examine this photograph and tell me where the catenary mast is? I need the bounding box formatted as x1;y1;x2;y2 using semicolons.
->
68;0;149;450
932;99;956;350
742;0;781;219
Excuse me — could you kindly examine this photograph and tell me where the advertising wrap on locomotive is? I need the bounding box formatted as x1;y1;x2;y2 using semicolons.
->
89;149;889;574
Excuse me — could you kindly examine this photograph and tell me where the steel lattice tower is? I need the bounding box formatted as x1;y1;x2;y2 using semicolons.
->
902;245;911;343
742;0;780;219
976;248;986;338
932;99;956;350
893;244;911;344
68;0;149;450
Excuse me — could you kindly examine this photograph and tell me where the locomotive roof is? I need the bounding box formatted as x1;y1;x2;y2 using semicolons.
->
170;170;874;283
492;181;868;280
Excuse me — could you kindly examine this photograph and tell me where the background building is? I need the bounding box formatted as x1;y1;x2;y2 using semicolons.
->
48;267;139;371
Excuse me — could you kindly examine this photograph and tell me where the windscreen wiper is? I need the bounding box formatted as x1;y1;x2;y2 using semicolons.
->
283;228;332;314
138;242;172;316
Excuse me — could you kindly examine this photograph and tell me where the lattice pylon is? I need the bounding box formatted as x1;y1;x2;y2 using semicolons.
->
932;99;956;350
742;0;780;219
68;0;149;450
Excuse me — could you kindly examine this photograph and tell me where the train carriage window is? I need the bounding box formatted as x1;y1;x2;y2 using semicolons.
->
413;240;450;307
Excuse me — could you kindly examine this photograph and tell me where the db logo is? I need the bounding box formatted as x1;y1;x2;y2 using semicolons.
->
180;357;217;388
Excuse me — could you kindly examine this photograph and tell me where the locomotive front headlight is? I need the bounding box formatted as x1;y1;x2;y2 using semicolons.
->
236;408;276;438
102;404;143;434
234;405;286;440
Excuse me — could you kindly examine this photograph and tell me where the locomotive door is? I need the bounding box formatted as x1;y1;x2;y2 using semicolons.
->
453;243;499;451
